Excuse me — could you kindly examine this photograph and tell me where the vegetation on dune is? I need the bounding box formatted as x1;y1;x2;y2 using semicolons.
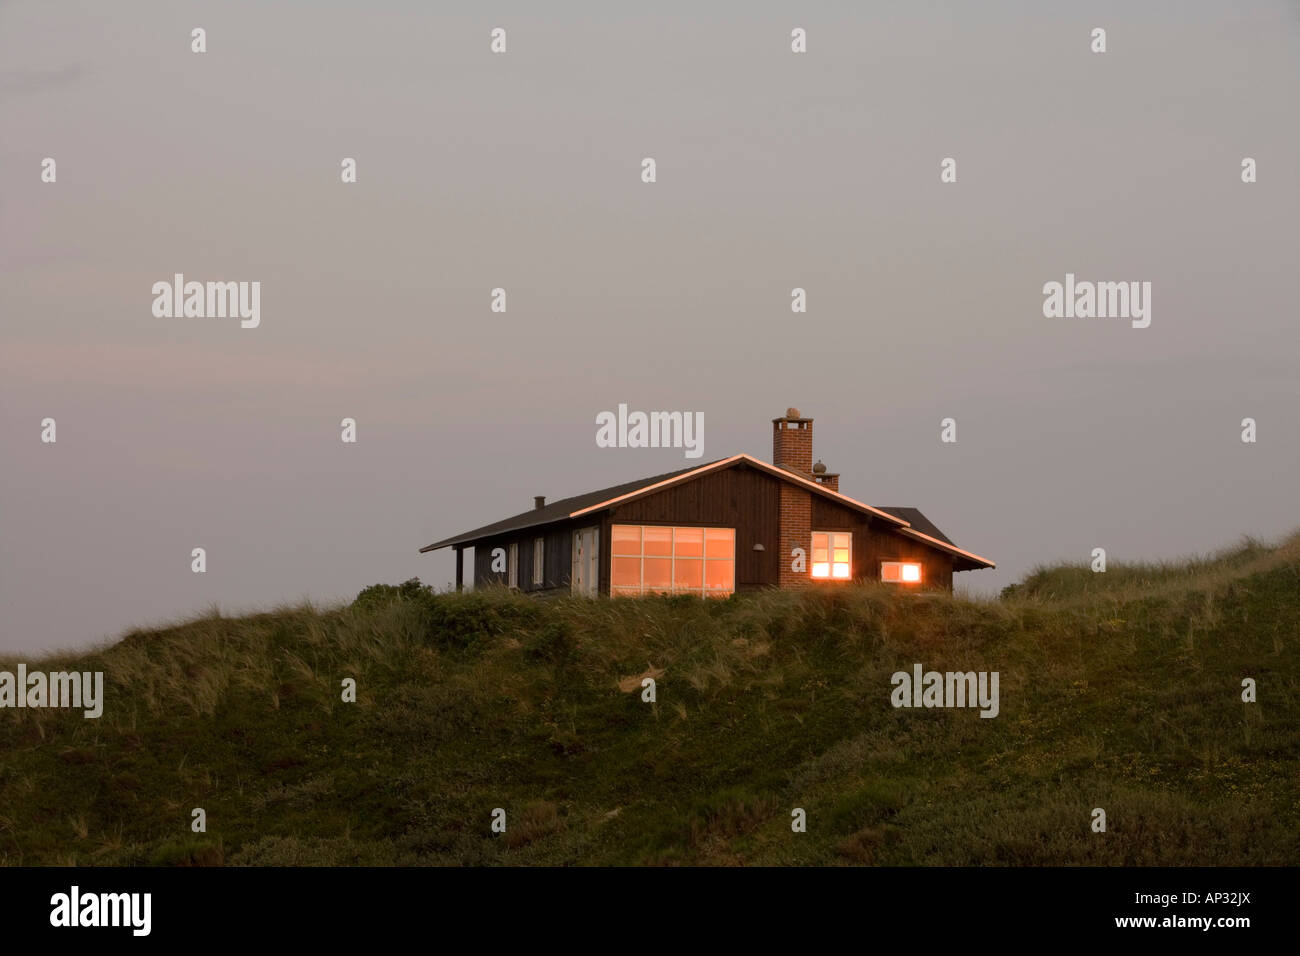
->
1;534;1297;866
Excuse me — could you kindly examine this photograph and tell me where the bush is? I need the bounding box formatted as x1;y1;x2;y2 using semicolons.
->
423;591;544;651
352;581;548;651
523;621;575;665
352;578;435;612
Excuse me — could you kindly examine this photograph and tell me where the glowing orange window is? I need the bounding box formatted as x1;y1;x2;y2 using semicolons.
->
881;561;922;584
811;532;851;579
610;525;735;597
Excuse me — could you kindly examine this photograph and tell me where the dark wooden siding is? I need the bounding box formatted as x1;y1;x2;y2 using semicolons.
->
810;497;954;589
597;515;611;597
472;522;576;594
468;464;958;594
610;463;780;588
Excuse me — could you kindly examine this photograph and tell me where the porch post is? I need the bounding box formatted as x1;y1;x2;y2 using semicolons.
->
454;546;464;591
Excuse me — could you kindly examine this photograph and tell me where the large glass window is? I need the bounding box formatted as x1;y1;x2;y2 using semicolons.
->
611;525;735;597
811;531;851;579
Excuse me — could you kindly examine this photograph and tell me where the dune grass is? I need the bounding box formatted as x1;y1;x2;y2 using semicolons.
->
1;533;1297;865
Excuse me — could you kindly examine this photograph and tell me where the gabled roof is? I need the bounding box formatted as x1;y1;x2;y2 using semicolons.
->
566;454;910;526
897;527;995;569
419;453;994;570
875;507;954;545
418;461;724;552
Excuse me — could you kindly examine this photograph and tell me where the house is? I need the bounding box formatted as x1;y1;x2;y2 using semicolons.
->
419;408;994;596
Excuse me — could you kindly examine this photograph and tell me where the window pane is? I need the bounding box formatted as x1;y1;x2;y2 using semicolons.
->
674;527;704;557
611;524;641;554
643;527;672;556
813;546;829;563
643;557;673;589
833;533;850;550
705;528;734;558
811;562;830;578
881;563;900;582
833;563;851;579
673;558;703;590
902;563;921;582
705;559;734;590
812;532;827;551
833;547;850;564
612;556;641;587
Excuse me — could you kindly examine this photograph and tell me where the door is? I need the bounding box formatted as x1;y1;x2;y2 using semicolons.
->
571;526;599;595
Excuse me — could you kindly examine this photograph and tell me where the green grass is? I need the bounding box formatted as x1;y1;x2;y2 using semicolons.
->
2;532;1298;866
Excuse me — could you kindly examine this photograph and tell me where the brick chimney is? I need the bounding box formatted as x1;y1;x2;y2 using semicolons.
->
774;407;813;588
812;460;839;493
772;407;813;476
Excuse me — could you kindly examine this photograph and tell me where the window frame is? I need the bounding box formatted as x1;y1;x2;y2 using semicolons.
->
610;524;736;598
880;560;923;585
810;530;853;580
532;537;545;587
507;542;519;589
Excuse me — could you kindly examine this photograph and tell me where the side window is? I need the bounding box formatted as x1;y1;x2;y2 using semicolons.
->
508;542;519;588
532;537;544;586
811;531;851;579
881;561;922;584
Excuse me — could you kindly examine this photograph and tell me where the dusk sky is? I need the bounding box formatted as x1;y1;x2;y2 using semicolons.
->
3;0;1298;654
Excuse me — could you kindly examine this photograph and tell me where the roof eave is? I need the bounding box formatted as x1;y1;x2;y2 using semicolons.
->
898;527;995;569
419;455;998;562
419;511;580;553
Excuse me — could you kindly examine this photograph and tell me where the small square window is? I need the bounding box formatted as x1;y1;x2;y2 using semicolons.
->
811;531;851;579
881;561;922;584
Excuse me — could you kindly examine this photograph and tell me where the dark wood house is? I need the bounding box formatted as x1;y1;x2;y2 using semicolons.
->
419;409;994;596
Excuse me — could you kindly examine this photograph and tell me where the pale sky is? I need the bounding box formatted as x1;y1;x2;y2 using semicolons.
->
3;0;1299;653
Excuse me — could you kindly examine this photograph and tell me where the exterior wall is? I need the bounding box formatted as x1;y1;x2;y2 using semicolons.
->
609;463;780;589
472;523;575;594
597;514;611;597
810;497;954;590
468;466;957;595
777;483;812;588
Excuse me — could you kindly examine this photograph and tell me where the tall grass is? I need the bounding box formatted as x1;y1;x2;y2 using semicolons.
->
1;532;1297;865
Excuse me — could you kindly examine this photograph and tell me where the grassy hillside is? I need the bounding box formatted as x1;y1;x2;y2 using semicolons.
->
2;534;1298;866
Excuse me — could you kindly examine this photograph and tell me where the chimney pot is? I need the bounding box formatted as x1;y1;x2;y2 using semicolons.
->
534;496;546;510
772;406;814;475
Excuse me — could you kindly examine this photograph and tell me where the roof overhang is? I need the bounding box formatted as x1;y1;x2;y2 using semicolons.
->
899;527;996;570
419;514;571;553
419;454;995;570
